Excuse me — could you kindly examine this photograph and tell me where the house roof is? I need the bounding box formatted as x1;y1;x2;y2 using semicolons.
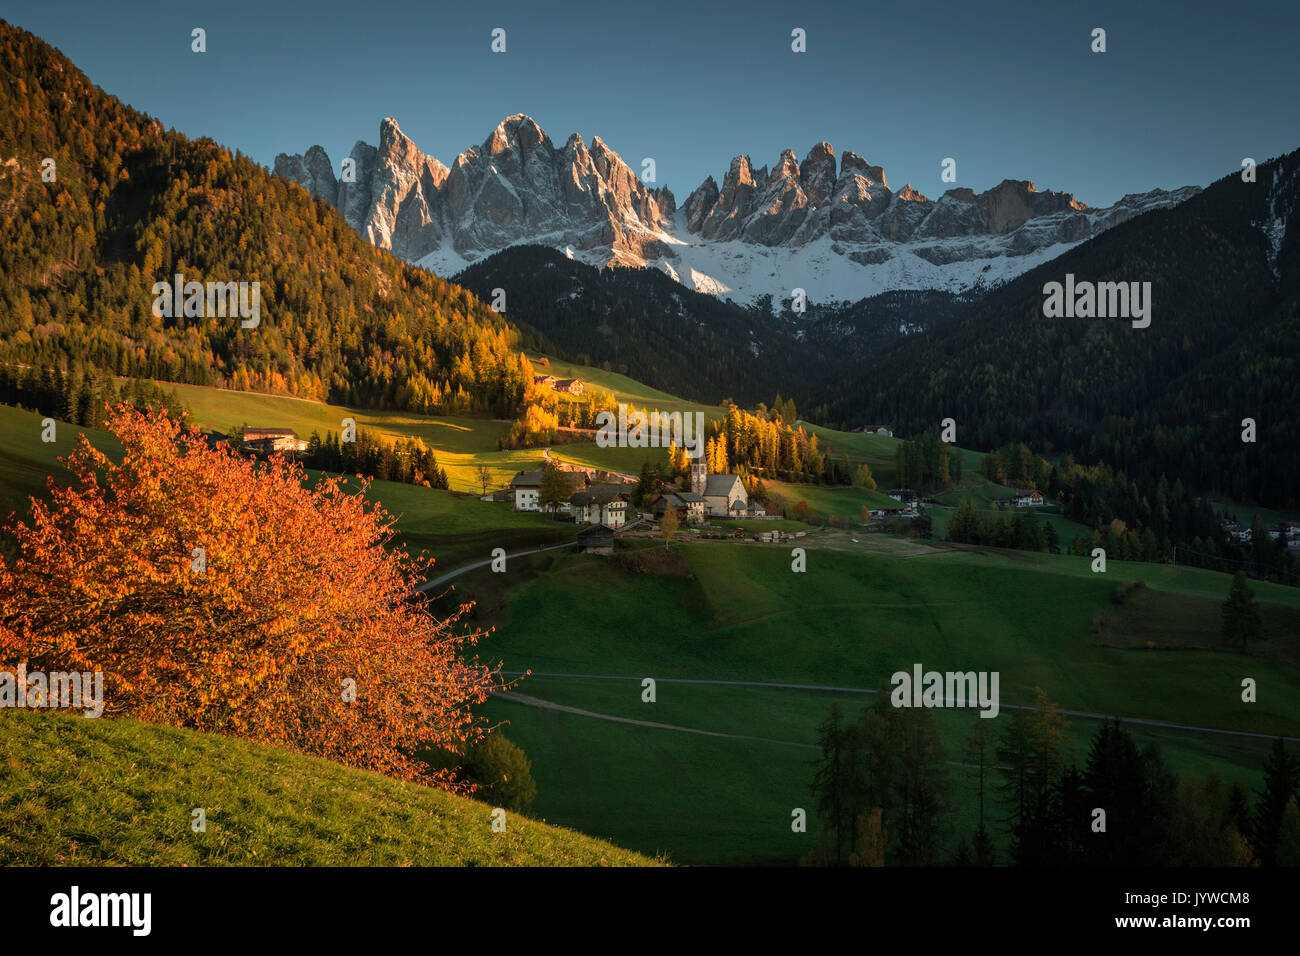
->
510;470;544;487
244;427;297;438
677;492;706;503
578;523;613;536
704;474;741;496
587;484;627;504
569;488;624;508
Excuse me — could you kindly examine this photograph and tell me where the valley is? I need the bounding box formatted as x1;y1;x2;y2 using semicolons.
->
1;8;1298;880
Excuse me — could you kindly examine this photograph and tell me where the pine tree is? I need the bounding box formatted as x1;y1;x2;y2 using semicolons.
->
1277;797;1300;867
1222;570;1263;651
1251;738;1300;866
810;703;857;864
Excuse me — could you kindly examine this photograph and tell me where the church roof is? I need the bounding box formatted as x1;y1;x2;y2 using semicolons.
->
704;474;742;496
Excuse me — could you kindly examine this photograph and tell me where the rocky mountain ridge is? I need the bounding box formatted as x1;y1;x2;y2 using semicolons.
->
275;115;1200;306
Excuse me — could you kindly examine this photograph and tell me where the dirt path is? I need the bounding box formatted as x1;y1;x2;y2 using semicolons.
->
492;689;815;750
412;541;575;594
500;672;1300;743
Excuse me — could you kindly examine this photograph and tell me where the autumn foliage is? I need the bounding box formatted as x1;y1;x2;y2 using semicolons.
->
0;405;498;785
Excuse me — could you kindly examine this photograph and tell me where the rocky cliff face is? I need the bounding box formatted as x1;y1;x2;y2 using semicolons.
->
276;114;672;266
275;118;447;260
275;116;1199;307
681;141;1166;251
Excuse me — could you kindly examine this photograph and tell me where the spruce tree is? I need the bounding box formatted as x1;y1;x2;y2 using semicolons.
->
1221;570;1263;651
1251;738;1300;866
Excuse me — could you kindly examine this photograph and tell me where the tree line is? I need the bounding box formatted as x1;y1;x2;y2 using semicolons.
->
296;426;449;490
807;691;1300;866
0;362;187;426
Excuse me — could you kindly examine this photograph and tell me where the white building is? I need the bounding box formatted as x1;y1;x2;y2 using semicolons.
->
510;469;586;513
510;470;543;512
569;485;629;528
655;492;706;525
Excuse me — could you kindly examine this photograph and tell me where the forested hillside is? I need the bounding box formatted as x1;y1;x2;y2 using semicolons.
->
811;149;1300;508
455;247;970;414
454;245;807;405
0;19;530;416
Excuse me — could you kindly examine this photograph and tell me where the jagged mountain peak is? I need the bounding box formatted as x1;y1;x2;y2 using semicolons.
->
484;113;551;154
274;120;1201;309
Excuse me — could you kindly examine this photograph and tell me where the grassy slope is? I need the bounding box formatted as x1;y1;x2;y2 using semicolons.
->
129;377;1007;508
5;371;1292;866
763;479;900;517
139;380;547;493
0;404;570;570
0;404;123;520
455;542;1300;864
526;354;719;417
0;710;654;866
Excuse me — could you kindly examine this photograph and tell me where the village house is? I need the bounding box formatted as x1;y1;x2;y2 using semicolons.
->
509;469;588;513
884;488;918;507
533;374;585;395
569;484;629;528
1014;489;1046;508
243;427;308;453
654;491;706;525
576;523;616;554
509;470;542;511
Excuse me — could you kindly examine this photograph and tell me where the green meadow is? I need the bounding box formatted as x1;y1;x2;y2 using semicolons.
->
0;710;654;866
135;379;549;493
3;384;1296;868
449;541;1300;864
0;404;567;570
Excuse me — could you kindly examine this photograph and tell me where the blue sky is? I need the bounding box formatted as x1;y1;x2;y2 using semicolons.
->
6;0;1299;206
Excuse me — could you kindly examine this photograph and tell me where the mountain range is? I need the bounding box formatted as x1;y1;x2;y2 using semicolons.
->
275;115;1199;307
3;14;1297;511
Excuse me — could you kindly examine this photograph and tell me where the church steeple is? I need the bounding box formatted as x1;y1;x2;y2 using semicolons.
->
690;457;707;495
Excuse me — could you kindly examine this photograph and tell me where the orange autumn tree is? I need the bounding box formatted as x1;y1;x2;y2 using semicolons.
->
0;404;498;785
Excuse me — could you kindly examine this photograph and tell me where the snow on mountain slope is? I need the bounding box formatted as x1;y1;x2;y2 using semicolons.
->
275;115;1200;309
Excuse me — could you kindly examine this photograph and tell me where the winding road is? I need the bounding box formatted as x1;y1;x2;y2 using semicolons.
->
497;671;1300;743
412;541;576;594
